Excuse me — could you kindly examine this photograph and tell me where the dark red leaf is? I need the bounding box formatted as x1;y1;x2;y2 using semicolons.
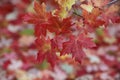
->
61;34;96;63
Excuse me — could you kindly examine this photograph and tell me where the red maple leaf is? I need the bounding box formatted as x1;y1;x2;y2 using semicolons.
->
47;16;72;35
51;35;66;51
34;23;47;36
35;37;58;66
82;8;105;31
37;50;58;67
61;34;96;63
23;0;50;24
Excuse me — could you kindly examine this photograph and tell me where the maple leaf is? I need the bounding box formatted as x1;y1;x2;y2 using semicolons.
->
61;17;73;34
35;37;58;66
47;16;61;34
61;34;96;63
35;37;51;52
80;4;94;13
82;8;101;20
37;50;58;67
47;16;72;34
53;8;68;19
57;0;76;10
24;0;50;24
34;24;47;36
34;0;47;19
55;0;76;18
51;35;66;51
82;8;105;31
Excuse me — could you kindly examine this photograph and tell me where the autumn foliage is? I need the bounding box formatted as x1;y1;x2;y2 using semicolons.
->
24;0;120;66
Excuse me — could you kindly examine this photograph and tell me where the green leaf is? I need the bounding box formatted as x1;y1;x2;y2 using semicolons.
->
20;29;34;35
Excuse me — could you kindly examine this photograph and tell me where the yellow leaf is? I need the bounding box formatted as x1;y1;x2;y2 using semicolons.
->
55;0;76;18
34;0;47;18
26;3;35;13
80;4;94;13
57;0;76;10
53;8;68;19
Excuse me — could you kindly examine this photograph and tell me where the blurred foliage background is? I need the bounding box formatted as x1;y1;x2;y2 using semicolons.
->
0;0;120;80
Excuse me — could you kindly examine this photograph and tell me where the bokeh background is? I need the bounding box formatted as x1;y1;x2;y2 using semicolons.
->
0;0;120;80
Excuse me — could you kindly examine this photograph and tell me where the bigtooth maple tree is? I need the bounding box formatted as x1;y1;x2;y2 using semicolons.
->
24;0;120;66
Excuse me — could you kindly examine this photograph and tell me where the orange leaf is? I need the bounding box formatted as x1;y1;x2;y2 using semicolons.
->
34;0;46;18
